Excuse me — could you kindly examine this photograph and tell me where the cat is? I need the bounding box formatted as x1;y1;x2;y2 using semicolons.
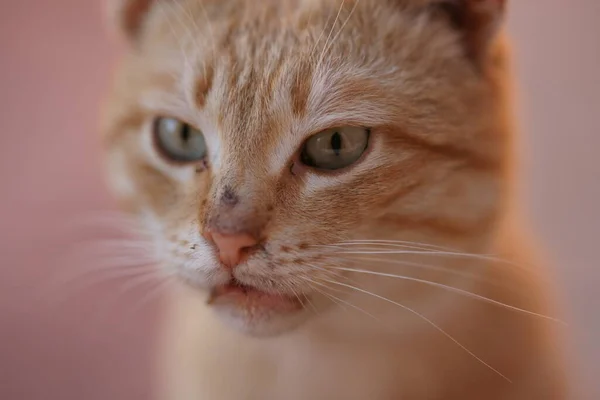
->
102;0;570;398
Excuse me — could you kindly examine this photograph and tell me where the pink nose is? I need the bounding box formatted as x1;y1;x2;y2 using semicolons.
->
205;231;258;268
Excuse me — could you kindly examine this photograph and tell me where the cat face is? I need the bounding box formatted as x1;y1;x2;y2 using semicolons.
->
103;0;508;336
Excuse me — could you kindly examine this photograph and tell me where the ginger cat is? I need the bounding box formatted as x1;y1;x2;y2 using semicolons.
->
102;0;569;398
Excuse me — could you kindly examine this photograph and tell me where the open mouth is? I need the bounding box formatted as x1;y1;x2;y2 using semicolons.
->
207;279;304;313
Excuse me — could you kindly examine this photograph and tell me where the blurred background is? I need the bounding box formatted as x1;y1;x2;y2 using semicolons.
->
0;1;598;399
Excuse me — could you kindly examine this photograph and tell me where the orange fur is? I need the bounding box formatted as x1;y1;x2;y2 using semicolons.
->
102;0;569;398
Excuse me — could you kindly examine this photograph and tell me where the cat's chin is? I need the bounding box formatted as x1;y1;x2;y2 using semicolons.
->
207;281;309;337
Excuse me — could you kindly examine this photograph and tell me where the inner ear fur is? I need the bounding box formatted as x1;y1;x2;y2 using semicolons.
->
428;0;507;63
106;0;156;43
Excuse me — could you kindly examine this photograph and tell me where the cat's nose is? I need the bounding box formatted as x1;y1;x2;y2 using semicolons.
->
204;231;259;268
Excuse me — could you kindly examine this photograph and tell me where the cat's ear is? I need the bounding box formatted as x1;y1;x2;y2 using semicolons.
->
427;0;507;63
106;0;156;43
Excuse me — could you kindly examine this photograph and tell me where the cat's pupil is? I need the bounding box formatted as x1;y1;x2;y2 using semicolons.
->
331;132;342;155
181;124;190;143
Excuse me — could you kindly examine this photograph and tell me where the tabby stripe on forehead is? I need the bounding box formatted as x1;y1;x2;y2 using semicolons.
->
290;58;314;117
238;67;258;101
195;64;214;108
221;66;259;131
265;53;287;100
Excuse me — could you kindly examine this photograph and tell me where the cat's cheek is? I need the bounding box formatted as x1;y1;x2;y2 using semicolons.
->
158;224;227;290
174;252;230;291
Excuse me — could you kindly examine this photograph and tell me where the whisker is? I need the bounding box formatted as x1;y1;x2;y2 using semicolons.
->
58;234;157;274
157;3;194;78
78;256;157;268
300;278;350;314
123;274;175;321
319;248;529;273
327;240;456;252
309;1;337;60
322;254;518;292
71;239;155;253
65;210;142;229
321;244;447;255
115;268;164;295
322;278;512;382
84;269;165;335
302;292;320;315
330;266;563;324
316;0;346;68
282;279;315;314
50;247;157;290
304;263;357;293
317;0;359;70
41;262;157;309
300;276;380;321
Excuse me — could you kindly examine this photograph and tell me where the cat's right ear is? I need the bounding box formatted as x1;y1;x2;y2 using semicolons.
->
106;0;155;43
426;0;506;63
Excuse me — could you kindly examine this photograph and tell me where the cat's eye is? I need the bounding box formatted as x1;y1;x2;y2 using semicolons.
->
153;117;207;163
300;126;370;170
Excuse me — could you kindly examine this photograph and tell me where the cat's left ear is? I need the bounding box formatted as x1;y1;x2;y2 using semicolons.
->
106;0;155;43
427;0;507;63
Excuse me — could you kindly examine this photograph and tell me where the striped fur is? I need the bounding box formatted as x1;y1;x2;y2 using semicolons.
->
102;1;569;399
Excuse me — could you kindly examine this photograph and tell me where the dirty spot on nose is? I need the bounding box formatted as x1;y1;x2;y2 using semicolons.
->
221;185;239;206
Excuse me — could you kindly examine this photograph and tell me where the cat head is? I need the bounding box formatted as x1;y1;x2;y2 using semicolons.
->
103;0;510;336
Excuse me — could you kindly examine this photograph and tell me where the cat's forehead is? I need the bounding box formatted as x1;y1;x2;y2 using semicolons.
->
144;0;433;94
140;2;417;155
130;0;478;175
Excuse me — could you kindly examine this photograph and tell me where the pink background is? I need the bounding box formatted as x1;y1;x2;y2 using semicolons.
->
0;1;598;399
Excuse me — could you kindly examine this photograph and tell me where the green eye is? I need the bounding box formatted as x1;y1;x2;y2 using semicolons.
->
300;126;370;170
153;117;207;163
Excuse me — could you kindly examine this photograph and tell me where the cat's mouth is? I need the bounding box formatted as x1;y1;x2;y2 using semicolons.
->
207;279;304;313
